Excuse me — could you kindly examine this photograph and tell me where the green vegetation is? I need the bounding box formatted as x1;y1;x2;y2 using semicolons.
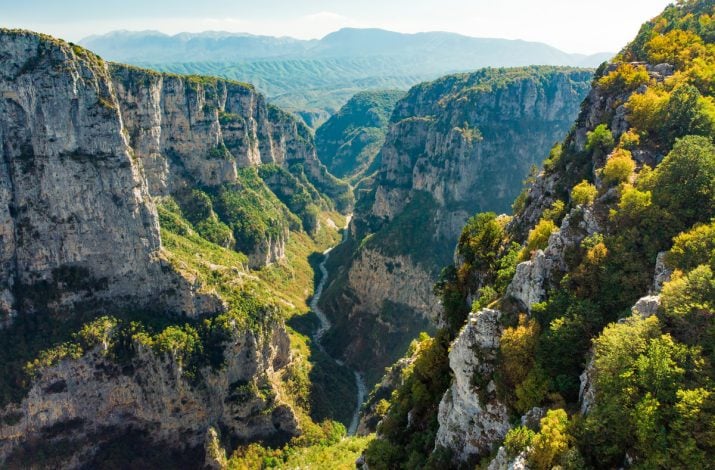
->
315;90;405;182
228;422;371;469
570;180;598;206
363;332;452;469
366;1;715;467
602;148;636;185
585;124;615;157
519;218;558;261
258;164;327;235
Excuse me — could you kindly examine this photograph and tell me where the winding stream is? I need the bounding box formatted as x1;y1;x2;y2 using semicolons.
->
309;217;366;436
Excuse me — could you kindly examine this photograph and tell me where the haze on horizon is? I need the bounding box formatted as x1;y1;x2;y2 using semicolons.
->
2;0;673;55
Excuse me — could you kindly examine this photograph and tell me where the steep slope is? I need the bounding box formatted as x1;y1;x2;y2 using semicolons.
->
80;29;612;126
315;89;405;182
0;29;352;467
319;67;592;385
362;1;715;468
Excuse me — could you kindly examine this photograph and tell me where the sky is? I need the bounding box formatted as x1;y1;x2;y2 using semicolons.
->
1;0;674;54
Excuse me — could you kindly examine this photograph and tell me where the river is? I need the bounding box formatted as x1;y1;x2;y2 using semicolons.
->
309;216;366;436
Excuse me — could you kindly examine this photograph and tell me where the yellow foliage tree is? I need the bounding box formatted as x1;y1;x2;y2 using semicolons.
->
646;29;706;69
519;218;558;261
571;180;598;206
500;314;540;389
602;148;636;185
529;409;572;470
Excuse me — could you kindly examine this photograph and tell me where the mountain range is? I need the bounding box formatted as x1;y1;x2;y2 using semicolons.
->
80;29;613;126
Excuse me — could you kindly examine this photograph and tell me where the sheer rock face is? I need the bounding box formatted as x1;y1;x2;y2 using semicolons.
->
0;323;297;464
323;69;592;382
0;30;343;321
0;30;304;464
374;69;592;227
0;30;203;320
347;250;441;323
434;309;510;463
110;65;328;195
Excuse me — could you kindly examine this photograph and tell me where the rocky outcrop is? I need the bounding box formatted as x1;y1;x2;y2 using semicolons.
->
488;447;530;470
247;229;288;269
653;252;672;293
0;322;297;466
434;309;510;463
509;62;675;239
507;207;601;311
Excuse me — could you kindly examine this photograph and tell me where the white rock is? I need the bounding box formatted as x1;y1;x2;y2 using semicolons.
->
434;309;510;462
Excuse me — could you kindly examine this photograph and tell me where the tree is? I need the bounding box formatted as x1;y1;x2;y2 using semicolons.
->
457;212;505;273
585;124;615;157
602;149;636;185
571;180;598;206
529;409;572;470
666;221;715;271
650;135;715;229
500;314;540;390
520;218;557;261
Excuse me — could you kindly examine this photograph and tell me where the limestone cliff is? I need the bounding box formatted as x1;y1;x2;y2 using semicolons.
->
321;67;592;384
0;30;213;321
434;309;510;462
0;29;347;466
0;28;349;320
0;320;296;467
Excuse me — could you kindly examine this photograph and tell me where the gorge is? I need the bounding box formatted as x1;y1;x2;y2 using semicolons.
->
2;1;715;468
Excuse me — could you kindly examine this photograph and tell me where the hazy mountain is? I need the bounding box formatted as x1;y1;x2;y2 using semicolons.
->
80;28;611;65
80;29;612;126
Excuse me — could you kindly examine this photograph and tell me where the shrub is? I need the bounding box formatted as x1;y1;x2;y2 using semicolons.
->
542;200;566;223
627;87;669;137
666;221;715;271
646;29;705;69
504;426;535;457
619;129;641;149
609;184;652;225
514;366;549;413
529;409;572;470
660;265;715;354
602;148;636;185
457;212;505;272
472;285;498;311
597;63;650;93
543;143;563;172
650;135;715;229
500;314;540;390
520;219;558;261
571;181;598;206
661;85;715;145
585;124;615;156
